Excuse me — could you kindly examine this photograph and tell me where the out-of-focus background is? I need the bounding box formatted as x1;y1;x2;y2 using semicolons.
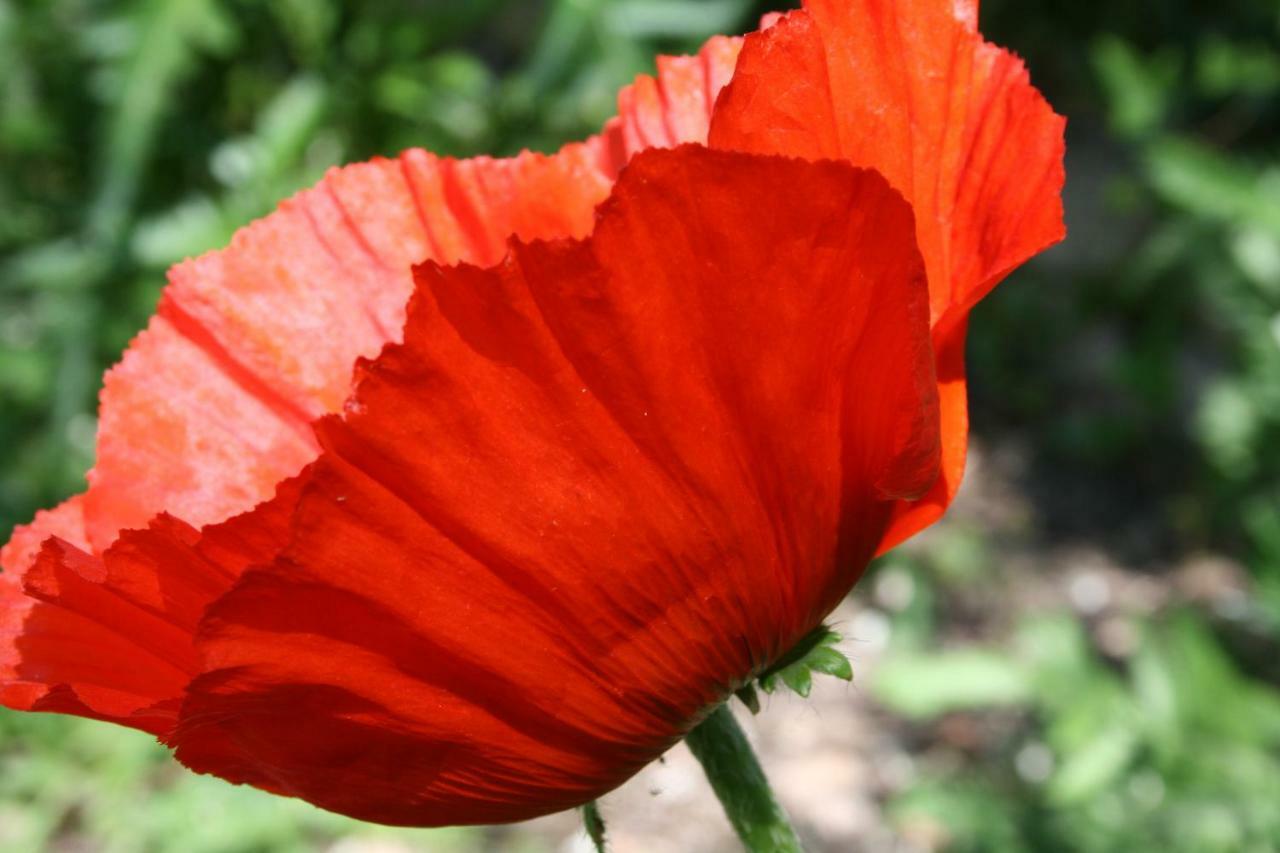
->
1;0;1278;850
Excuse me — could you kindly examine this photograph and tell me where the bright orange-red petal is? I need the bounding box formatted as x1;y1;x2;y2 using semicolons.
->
0;495;87;576
0;475;307;734
610;36;743;151
709;0;1066;548
1;30;742;737
0;3;1065;822
3;35;742;575
81;152;596;556
164;146;936;825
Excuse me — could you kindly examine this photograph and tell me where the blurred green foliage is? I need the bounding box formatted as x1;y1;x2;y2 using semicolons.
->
974;0;1280;604
871;544;1280;852
865;3;1280;847
1;0;1278;851
0;703;493;852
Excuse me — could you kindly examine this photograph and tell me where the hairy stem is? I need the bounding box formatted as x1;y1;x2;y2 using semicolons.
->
685;704;805;852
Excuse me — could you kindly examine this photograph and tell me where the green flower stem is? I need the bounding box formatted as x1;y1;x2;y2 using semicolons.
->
685;703;805;852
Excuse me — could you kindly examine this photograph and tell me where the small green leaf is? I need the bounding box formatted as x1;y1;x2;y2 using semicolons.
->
805;646;854;681
755;624;854;698
779;664;813;698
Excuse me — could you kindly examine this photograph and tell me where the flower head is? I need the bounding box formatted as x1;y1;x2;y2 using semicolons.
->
1;0;1063;826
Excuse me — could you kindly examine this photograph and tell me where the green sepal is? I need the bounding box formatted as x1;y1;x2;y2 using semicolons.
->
804;645;854;681
735;683;762;714
780;664;813;697
582;800;607;853
756;625;852;698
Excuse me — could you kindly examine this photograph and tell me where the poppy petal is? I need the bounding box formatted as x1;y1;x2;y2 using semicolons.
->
0;31;744;735
5;33;743;574
81;152;607;554
1;534;197;733
709;0;1066;548
610;36;743;151
167;146;937;825
0;494;87;574
0;475;307;732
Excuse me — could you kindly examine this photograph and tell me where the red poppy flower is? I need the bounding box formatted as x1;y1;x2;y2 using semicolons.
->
1;0;1064;827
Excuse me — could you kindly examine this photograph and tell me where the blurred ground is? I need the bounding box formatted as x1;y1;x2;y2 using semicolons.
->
2;1;1279;851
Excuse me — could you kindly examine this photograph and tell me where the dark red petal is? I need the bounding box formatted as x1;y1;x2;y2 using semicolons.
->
80;151;609;555
710;0;1066;548
168;146;937;825
4;36;742;569
879;313;971;549
3;534;198;733
1;32;742;734
0;476;306;733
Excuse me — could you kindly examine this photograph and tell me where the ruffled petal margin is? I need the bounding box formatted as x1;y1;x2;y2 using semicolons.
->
1;35;743;576
0;477;306;734
8;146;936;823
166;146;937;825
3;0;1063;581
0;0;1067;824
710;0;1066;549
